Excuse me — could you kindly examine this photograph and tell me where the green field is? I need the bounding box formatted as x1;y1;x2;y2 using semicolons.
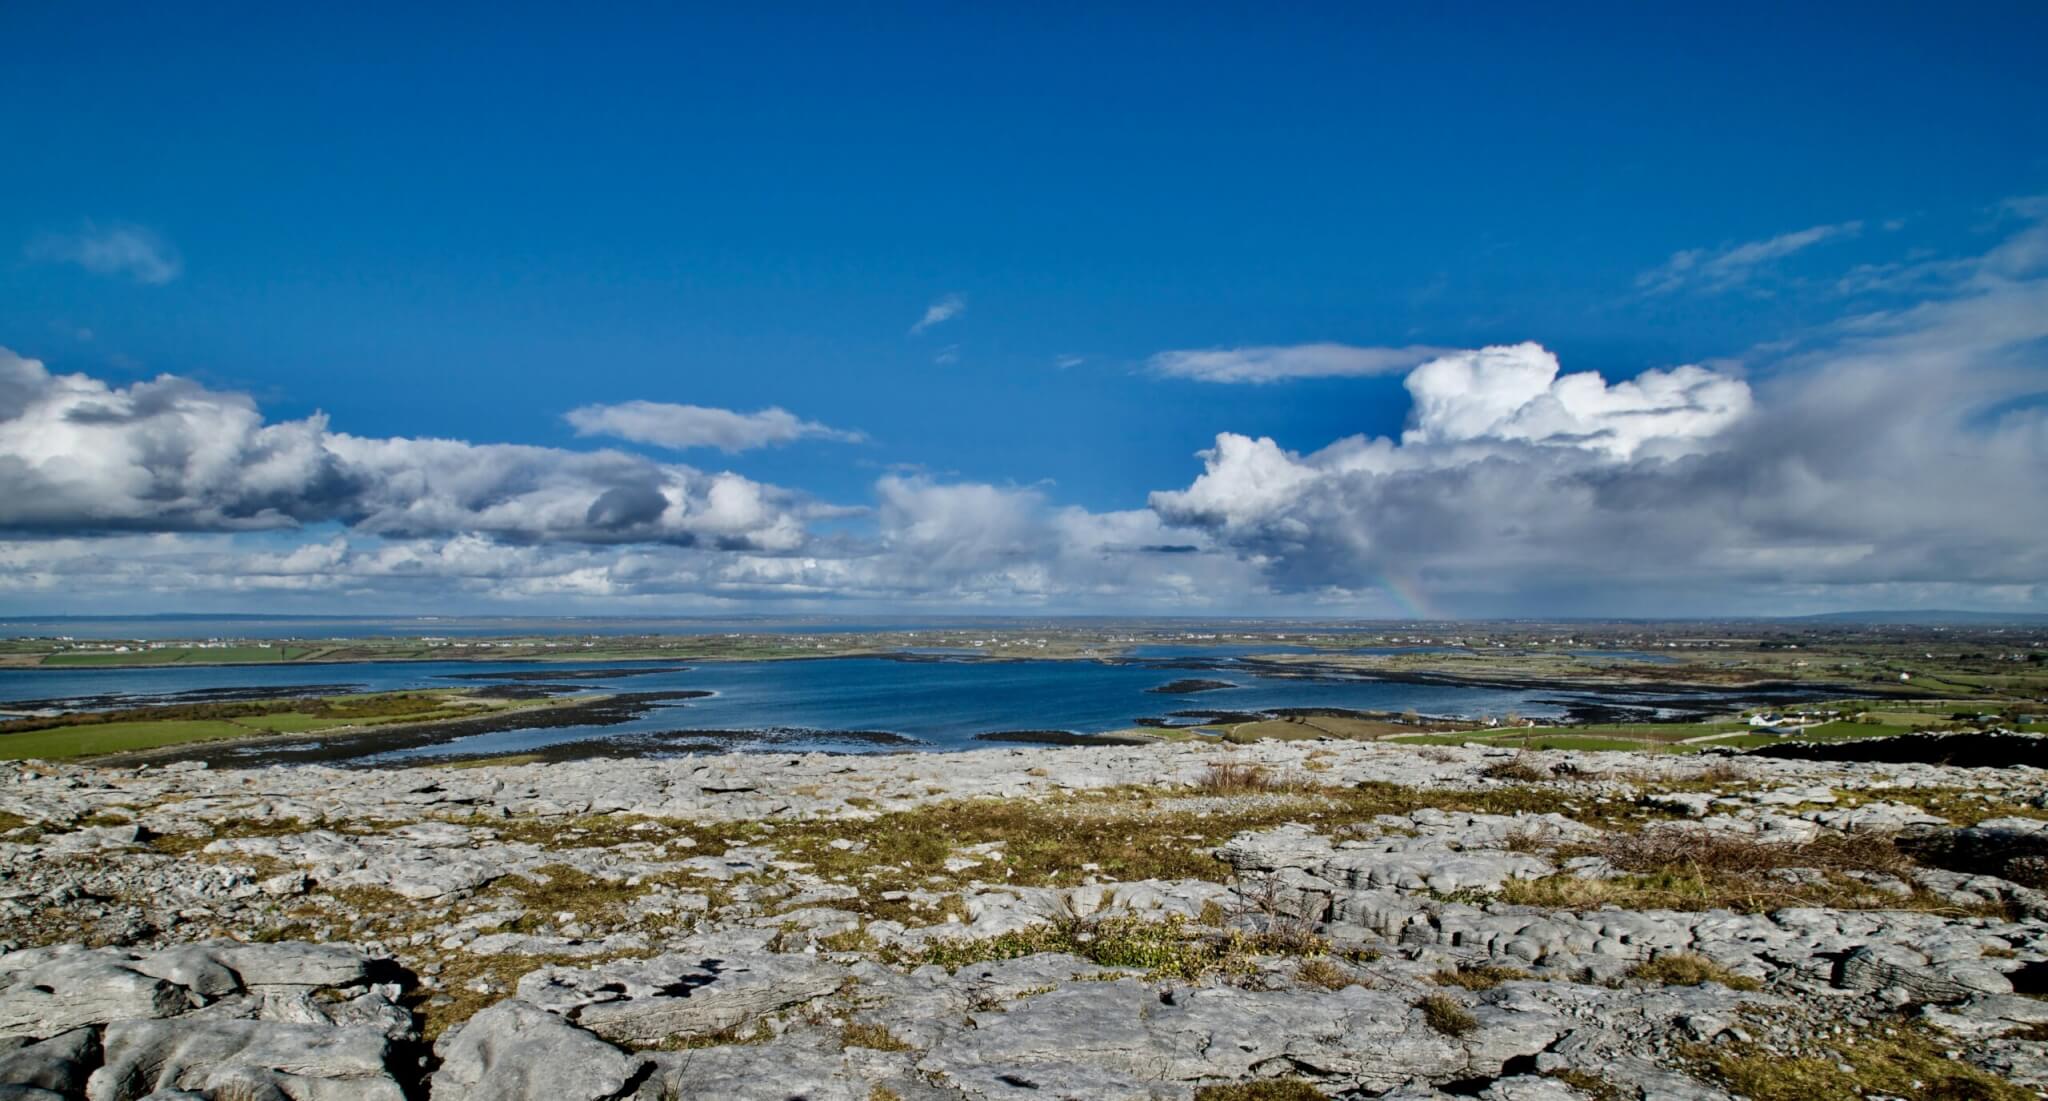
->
0;689;523;760
0;719;256;759
230;713;359;734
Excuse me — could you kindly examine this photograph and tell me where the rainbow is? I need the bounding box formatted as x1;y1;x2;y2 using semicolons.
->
1373;572;1442;621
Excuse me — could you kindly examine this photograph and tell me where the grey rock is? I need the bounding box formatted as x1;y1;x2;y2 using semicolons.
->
0;953;194;1040
517;952;847;1045
0;1028;98;1095
919;978;1559;1098
1483;1076;1592;1101
87;1018;404;1101
430;999;644;1101
1836;944;2012;1003
635;1029;879;1101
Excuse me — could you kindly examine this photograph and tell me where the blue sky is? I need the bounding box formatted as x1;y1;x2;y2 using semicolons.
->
2;3;2045;616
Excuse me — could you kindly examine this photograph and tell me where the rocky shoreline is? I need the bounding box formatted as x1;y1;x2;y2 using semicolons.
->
4;739;2047;1099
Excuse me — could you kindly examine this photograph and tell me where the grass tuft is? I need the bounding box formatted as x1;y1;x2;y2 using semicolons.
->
841;1022;912;1052
1415;993;1477;1037
1626;953;1761;991
1195;761;1290;795
1480;755;1552;782
1293;958;1357;990
1431;963;1531;990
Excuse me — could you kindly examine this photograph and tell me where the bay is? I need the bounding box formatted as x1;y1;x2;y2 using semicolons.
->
0;653;1578;761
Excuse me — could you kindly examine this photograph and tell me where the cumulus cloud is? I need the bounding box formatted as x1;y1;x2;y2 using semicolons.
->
1149;247;2048;611
1639;221;1862;295
909;294;965;335
0;350;812;551
1400;343;1751;459
1149;343;1450;384
26;223;183;285
565;400;864;452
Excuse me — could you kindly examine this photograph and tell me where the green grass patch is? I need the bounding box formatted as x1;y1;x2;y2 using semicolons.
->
0;719;253;759
0;689;492;758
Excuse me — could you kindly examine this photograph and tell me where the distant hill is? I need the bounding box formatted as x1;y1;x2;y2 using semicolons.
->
1785;610;2048;626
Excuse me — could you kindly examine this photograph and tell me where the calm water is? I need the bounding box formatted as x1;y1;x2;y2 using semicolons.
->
0;653;1583;761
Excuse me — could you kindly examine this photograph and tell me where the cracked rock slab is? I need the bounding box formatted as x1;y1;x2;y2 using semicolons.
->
516;952;848;1045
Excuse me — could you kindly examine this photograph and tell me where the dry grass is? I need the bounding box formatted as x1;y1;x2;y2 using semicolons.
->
1416;993;1477;1036
1626;953;1761;991
405;949;647;1043
1593;826;1914;879
1431;963;1532;990
498;864;644;930
1192;1081;1327;1101
841;1022;912;1051
1195;761;1291;795
1480;755;1553;782
1500;825;1998;916
1228;871;1330;956
1499;868;1992;916
1294;958;1357;990
756;780;1646;924
1544;1069;1628;1101
911;911;1323;980
1693;1026;2035;1101
145;817;325;856
1498;825;1559;853
1688;761;1751;786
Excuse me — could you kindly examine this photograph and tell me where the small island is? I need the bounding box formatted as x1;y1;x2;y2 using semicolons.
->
1149;678;1238;694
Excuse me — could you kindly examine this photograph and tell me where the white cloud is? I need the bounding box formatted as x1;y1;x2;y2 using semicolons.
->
850;475;1261;605
910;293;965;335
565;400;863;452
1400;342;1751;459
0;350;814;551
27;222;183;285
1638;221;1863;295
1149;343;1450;384
1150;247;2048;611
1835;199;2048;296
